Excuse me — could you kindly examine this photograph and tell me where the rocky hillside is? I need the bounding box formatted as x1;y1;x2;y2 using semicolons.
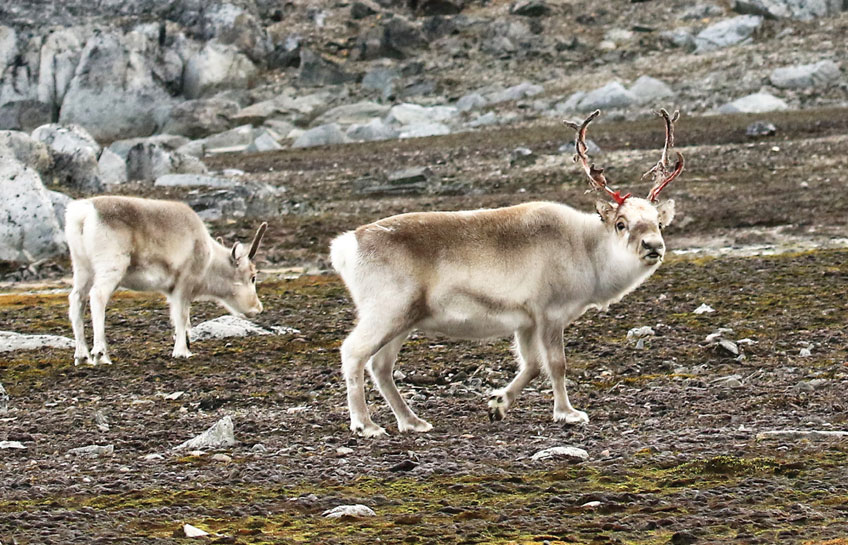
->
1;0;846;268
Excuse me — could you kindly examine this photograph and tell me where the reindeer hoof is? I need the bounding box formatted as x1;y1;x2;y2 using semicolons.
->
351;422;387;438
91;351;112;366
555;409;589;425
398;418;433;433
487;394;508;422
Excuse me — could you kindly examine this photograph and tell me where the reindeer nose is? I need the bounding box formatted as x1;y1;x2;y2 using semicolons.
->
642;239;664;253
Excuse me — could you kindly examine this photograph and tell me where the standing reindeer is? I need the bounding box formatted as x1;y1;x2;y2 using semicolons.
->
65;196;267;365
331;109;684;437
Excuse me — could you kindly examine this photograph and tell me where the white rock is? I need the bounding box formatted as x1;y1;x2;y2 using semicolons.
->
346;118;399;142
286;406;308;414
718;92;788;114
717;339;740;357
143;453;163;461
399;122;451;139
182;524;210;538
292;123;349;148
323;504;376;519
175;416;235;451
164;391;185;400
626;326;656;350
0;441;25;449
456;92;488;112
531;446;589;462
189;315;298;341
629;76;674;105
0;330;74;352
386;103;458;126
577;82;636;112
68;444;114;457
581;500;602;509
694;15;763;53
313;101;391;127
486;81;544;104
799;347;812;357
211;453;232;463
336;446;354;456
769;60;841;89
183;42;258;99
97;148;128;185
154;174;234;188
693;303;715;314
0;382;7;413
246;131;283;152
712;374;744;388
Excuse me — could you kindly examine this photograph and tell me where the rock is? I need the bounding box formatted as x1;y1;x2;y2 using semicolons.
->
0;130;52;175
629;76;674;105
175;415;235;451
694;15;762;53
36;28;84;114
626;326;655;349
693;303;715;314
712;374;744;388
0;330;74;351
769;60;841;89
48;190;72;231
0;441;25;450
232;92;331;127
185;124;257;156
417;0;466;15
456;92;488;112
293;123;349;148
0;382;8;413
390;459;419;472
246;130;283;152
555;91;587;114
183;42;257;99
509;146;535;165
154;174;234;188
58;31;174;141
660;28;696;51
577;82;636;112
211;453;232;463
161;98;240;139
346;118;399;142
323;505;376;519
352;1;379;19
299;48;355;86
0;100;52;132
681;3;726;19
362;65;400;100
746;121;777;137
558;139;601;156
31;123;102;192
336;446;354;456
354;15;428;60
510;0;551;17
531;446;589;462
108;135;191;160
189;315;298;341
756;430;848;440
718;92;788;114
0;25;16;70
199;3;271;63
181;524;210;538
733;0;843;20
386;103;458;126
127;142;207;181
715;339;740;357
187;183;291;221
68;444;114;457
486;81;544;104
355;167;437;195
97;148;128;185
0;161;67;263
670;531;698;545
467;112;500;128
313;101;391;127
399;122;451;139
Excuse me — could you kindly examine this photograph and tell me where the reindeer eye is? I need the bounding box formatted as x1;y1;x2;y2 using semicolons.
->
616;222;626;232
658;222;665;230
251;275;256;284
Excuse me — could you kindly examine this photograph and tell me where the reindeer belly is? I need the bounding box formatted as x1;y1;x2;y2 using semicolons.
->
121;264;176;293
417;290;533;339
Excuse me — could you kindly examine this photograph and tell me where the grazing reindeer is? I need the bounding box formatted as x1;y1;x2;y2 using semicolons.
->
331;109;684;437
65;196;267;365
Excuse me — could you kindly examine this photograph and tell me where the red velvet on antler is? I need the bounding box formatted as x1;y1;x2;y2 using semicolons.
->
564;110;631;206
644;109;685;202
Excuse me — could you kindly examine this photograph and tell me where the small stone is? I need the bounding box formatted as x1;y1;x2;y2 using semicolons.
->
68;444;114;457
712;375;744;388
0;441;26;449
693;303;715;315
181;524;210;538
0;382;8;413
165;391;185;401
531;446;589;462
581;500;602;509
390;459;419;472
626;326;656;350
174;416;235;451
716;339;740;357
336;446;354;456
670;531;698;545
211;453;232;463
746;121;777;137
799;347;812;357
509;146;535;165
252;443;267;452
287;406;308;414
144;453;164;461
323;504;376;519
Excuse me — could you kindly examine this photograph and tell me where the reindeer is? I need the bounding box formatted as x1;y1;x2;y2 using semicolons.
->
65;196;267;365
330;109;684;437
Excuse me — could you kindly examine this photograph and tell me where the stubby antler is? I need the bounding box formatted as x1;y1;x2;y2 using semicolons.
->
564;109;631;206
643;109;684;202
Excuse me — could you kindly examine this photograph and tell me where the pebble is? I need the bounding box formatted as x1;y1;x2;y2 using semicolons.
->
693;303;715;314
68;444;114;457
336;447;354;456
531;446;589;463
211;453;232;463
323;504;376;518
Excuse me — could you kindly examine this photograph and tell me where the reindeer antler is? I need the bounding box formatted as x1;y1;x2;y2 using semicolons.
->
644;109;684;202
563;110;631;206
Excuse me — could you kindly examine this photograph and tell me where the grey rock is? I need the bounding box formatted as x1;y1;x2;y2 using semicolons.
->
718;92;788;114
0;382;7;413
486;81;544;104
386;103;458;126
0;130;52;176
531;446;589;462
352;1;379;19
555;91;587;114
293;123;349;148
509;146;535;165
746;121;777;137
388;166;434;185
417;0;466;15
716;339;740;357
185;124;258;156
354;15;427;60
126;142;207;181
200;3;271;62
154;174;234;188
577;82;636;112
769;60;841;88
626;326;656;350
558;139;601;156
263;119;297;139
0;100;52;132
510;0;551;17
712;374;744;388
0;160;67;262
398;122;451;139
681;3;727;19
175;416;235;451
59;31;174;141
355;167;436;196
246;130;283;152
0;26;16;70
161;98;240;139
467;112;499;127
629;76;674;105
231;92;330;127
733;0;843;20
362;65;400;100
694;15;763;53
107;135;190;160
660;29;696;52
31;123;103;192
299;48;355;86
456;92;488;112
188;183;291;221
323;505;376;519
68;444;114;457
0;330;74;352
183;42;258;99
346;118;399;142
313;101;391;127
48;190;72;231
36;28;84;113
190;315;298;341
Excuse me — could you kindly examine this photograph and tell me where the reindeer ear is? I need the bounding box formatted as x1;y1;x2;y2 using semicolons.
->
656;199;676;228
595;200;617;223
231;242;245;263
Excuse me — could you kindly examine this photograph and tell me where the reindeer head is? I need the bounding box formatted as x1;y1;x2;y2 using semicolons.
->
564;109;683;266
219;222;267;318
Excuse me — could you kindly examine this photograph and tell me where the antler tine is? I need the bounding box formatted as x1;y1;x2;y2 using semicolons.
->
563;109;630;205
645;108;684;202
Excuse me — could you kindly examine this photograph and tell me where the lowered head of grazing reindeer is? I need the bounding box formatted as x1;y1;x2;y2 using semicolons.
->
331;108;685;437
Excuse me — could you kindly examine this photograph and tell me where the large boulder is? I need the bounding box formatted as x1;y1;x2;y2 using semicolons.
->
0;100;52;132
0;26;16;70
0;159;66;263
354;15;428;60
486;81;544;105
107;134;190;160
0;130;52;176
183;42;257;99
293;123;349;148
58;31;176;141
199;3;271;63
733;0;843;20
718;92;788;113
629;76;674;105
694;15;763;53
126;142;207;181
313;101;391;127
769;60;841;88
385;103;459;126
31;123;103;192
97;148;128;185
576;82;636;112
160;98;240;139
346;118;399;142
298;48;356;86
36;28;84;115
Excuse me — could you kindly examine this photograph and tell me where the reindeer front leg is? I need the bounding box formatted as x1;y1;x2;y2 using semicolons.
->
169;295;192;358
543;326;588;424
488;326;541;421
